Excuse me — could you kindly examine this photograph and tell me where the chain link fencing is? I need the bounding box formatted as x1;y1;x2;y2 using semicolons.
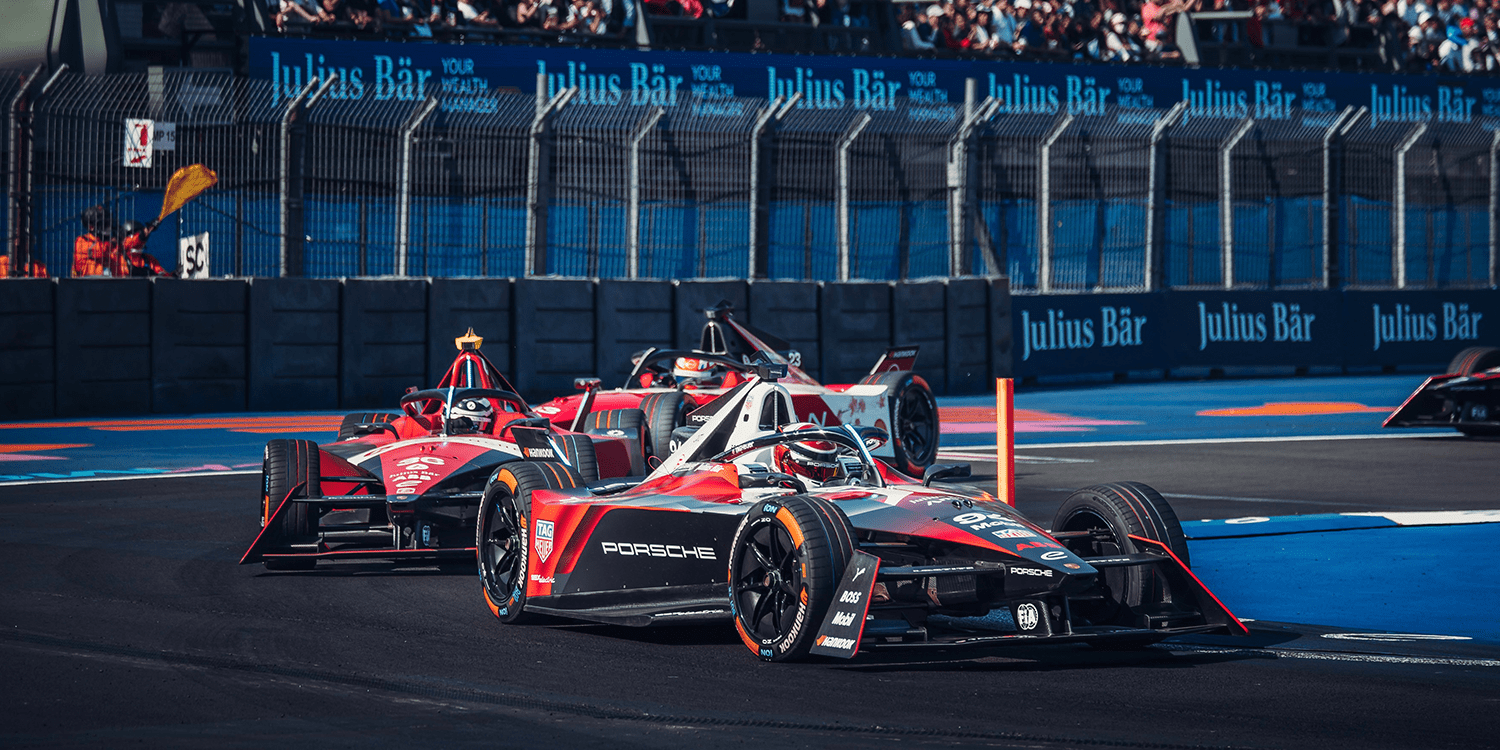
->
6;68;1497;291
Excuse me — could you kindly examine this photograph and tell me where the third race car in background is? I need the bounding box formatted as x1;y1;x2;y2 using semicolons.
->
530;303;942;475
1385;346;1500;437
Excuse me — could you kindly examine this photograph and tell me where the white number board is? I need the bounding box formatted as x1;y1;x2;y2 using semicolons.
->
178;232;210;278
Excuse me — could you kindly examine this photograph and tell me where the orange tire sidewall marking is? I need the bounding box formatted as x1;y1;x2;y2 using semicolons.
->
482;586;502;618
775;507;804;549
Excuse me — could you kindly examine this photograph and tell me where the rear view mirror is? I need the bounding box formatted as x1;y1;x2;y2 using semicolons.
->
574;377;602;392
923;463;971;487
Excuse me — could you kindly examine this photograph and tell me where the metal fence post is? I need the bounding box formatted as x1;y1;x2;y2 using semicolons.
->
1219;117;1255;290
948;80;997;278
1144;101;1186;292
1490;129;1500;288
277;77;317;278
1322;107;1361;289
1036;112;1074;295
835;111;871;282
5;65;44;277
393;94;438;278
1392;122;1427;290
626;106;665;280
525;75;577;277
747;95;787;279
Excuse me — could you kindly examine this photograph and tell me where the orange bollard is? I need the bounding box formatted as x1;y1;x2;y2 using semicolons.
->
996;377;1015;506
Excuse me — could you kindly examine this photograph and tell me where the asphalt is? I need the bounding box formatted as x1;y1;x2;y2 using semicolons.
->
2;434;1497;749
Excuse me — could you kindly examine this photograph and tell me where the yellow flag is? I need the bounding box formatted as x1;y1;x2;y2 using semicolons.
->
157;164;219;223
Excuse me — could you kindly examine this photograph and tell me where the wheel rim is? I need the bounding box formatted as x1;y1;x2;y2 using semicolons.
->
1060;507;1135;620
897;386;937;465
733;520;803;641
480;494;524;604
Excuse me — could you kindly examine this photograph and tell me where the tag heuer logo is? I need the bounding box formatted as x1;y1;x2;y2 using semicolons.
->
535;519;554;563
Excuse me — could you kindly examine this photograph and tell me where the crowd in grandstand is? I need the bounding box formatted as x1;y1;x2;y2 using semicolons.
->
272;0;1500;71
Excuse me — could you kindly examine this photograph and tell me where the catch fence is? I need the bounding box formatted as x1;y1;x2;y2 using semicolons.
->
5;67;1496;291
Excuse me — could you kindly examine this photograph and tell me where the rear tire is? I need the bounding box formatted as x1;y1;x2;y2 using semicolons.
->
583;408;647;472
1448;346;1500;376
1051;482;1188;629
863;372;939;475
478;461;584;624
261;439;321;571
729;495;855;662
337;412;398;441
640;391;690;458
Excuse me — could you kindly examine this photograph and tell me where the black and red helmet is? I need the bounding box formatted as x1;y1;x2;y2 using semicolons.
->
773;422;840;483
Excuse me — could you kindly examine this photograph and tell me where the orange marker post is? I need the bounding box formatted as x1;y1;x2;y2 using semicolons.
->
996;377;1015;505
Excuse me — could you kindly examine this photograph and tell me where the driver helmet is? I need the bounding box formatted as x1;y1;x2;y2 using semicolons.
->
773;422;840;484
447;397;494;434
119;219;145;239
673;356;717;386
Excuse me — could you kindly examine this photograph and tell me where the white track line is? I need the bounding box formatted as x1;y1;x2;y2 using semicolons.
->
1159;643;1500;668
0;470;259;488
940;432;1461;452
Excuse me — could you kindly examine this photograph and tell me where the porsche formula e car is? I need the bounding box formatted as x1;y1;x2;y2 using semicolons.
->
476;368;1246;662
530;303;941;476
241;331;647;570
1385;346;1500;437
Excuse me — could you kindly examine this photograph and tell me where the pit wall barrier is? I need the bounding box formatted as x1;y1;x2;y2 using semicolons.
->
1013;289;1499;379
0;277;1012;419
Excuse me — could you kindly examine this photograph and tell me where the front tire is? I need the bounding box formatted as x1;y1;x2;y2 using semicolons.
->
478;461;584;624
1448;346;1500;376
1051;482;1188;629
261;439;321;571
729;496;855;662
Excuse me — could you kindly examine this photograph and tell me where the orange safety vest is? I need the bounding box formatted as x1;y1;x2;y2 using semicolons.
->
0;255;50;278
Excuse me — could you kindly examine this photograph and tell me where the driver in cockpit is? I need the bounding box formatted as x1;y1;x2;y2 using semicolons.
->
673;356;724;388
446;398;495;435
771;422;843;487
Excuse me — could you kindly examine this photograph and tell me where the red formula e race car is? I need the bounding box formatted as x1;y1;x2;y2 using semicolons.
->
241;330;648;570
476;368;1246;662
530;303;941;475
1385;346;1500;437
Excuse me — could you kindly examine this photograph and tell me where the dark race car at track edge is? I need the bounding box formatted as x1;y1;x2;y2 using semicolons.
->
240;330;648;570
528;302;942;476
475;366;1247;662
1385;345;1500;437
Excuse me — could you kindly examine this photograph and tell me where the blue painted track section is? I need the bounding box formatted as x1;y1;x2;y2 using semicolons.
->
1188;523;1500;642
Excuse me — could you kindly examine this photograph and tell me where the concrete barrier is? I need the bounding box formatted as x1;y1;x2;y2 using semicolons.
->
0;279;56;419
514;278;595;401
341;279;428;408
946;278;991;394
55;279;153;416
893;281;947;393
248;278;341;411
748;281;820;378
597;280;673;389
152;279;248;413
428;278;514;387
819;282;893;385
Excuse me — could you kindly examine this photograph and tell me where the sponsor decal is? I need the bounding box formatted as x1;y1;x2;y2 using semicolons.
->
1064;563;1082;569
1016;602;1041;631
534;405;561;415
991;528;1036;539
1195;301;1317;351
815;635;856;650
838;590;864;605
1085;556;1136;564
529;574;555;584
1020;306;1147;361
534;519;554;562
605;429;627;437
831;611;857;627
1371;302;1482;351
526;446;557;459
1015;542;1064;552
1010;567;1053;577
600;541;718;559
1039;550;1068;561
655;608;729;618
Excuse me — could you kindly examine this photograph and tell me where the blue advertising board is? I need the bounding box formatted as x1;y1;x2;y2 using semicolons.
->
1012;289;1497;378
250;36;1500;130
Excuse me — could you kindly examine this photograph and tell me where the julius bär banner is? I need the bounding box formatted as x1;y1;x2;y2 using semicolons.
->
251;36;1500;128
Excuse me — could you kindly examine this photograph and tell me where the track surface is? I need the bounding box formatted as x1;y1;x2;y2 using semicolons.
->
4;434;1497;749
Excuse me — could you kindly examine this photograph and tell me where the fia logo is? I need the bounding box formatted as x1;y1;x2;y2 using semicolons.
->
535;519;554;563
